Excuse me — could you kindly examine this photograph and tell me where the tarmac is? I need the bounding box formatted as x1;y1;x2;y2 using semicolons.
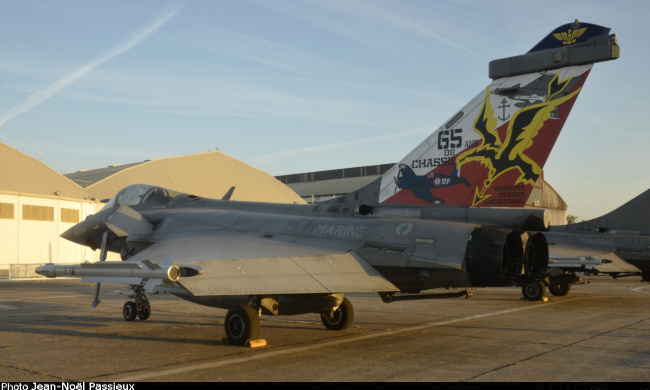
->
1;276;650;382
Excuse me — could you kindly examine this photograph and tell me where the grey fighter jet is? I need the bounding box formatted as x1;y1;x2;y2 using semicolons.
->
37;21;620;345
519;189;649;300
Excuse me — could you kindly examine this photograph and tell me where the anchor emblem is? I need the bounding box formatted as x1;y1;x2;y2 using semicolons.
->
498;98;510;121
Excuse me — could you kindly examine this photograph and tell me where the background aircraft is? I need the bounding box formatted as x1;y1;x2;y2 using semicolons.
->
519;188;649;300
37;20;619;345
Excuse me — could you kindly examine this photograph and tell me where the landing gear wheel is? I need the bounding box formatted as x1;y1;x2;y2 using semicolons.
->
522;282;546;301
137;305;152;320
123;301;137;321
642;272;650;282
548;283;571;296
225;304;260;346
320;297;354;331
124;285;152;321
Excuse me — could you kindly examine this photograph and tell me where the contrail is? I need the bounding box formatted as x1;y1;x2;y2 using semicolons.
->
250;127;430;164
0;5;182;130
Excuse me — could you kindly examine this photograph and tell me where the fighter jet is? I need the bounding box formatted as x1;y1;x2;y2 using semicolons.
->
37;20;620;345
518;188;649;301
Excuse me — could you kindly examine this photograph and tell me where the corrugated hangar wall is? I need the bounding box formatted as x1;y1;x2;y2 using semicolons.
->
0;194;105;265
0;142;110;276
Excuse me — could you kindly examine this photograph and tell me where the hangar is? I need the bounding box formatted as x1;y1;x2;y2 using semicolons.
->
0;144;303;276
0;143;98;276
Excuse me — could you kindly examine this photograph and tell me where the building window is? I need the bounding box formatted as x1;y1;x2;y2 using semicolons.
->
61;208;80;223
23;205;54;221
0;203;14;219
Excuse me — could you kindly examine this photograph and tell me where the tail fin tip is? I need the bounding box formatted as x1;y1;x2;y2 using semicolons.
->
490;20;619;80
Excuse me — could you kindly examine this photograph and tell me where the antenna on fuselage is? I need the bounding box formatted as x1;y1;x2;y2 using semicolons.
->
221;186;236;201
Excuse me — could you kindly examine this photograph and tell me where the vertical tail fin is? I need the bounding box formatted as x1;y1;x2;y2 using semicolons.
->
336;20;619;207
577;189;650;233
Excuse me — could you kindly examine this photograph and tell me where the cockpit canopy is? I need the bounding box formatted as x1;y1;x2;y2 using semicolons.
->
102;184;185;210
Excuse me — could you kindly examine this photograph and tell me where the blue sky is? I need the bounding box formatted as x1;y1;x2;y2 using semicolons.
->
0;0;648;220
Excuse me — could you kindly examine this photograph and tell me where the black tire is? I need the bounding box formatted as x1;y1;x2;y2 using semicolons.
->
522;282;546;301
548;283;571;296
137;305;151;320
225;304;260;346
123;301;137;321
642;272;650;282
320;297;354;331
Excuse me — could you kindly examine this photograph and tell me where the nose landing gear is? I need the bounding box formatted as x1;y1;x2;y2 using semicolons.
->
121;285;152;321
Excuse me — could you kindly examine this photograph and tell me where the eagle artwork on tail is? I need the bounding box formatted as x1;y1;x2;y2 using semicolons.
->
455;73;582;206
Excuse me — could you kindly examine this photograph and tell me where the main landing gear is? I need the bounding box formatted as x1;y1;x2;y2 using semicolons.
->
121;286;152;321
225;304;260;345
223;297;355;346
520;278;573;301
320;297;354;331
521;280;547;301
548;283;571;297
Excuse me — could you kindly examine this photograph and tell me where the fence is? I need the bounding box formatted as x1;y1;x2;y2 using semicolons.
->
0;264;48;279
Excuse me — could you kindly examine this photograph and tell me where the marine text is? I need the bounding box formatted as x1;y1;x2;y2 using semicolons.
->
312;224;368;238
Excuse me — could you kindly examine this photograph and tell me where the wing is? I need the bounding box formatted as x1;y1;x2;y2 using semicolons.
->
125;235;399;296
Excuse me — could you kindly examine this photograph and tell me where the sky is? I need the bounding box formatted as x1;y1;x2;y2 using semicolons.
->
0;0;648;220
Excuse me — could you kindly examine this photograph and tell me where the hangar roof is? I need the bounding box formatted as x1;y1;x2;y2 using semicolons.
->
0;143;303;204
82;151;306;204
66;162;146;188
0;142;87;200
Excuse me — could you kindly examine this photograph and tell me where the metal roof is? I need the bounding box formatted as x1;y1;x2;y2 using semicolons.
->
84;151;306;204
65;162;147;187
0;142;87;200
0;144;304;204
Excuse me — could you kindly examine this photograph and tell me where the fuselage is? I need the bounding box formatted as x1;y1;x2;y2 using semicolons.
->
62;187;541;293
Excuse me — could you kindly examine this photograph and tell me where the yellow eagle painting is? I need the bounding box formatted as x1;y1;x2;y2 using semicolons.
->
456;73;581;206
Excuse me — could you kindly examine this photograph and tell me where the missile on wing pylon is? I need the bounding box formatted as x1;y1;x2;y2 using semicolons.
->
36;260;182;284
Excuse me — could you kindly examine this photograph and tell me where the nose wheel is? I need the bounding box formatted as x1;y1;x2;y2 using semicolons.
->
121;286;152;321
123;301;137;321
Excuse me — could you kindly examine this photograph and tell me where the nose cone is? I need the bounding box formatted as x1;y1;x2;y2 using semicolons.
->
60;212;109;249
61;224;79;243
